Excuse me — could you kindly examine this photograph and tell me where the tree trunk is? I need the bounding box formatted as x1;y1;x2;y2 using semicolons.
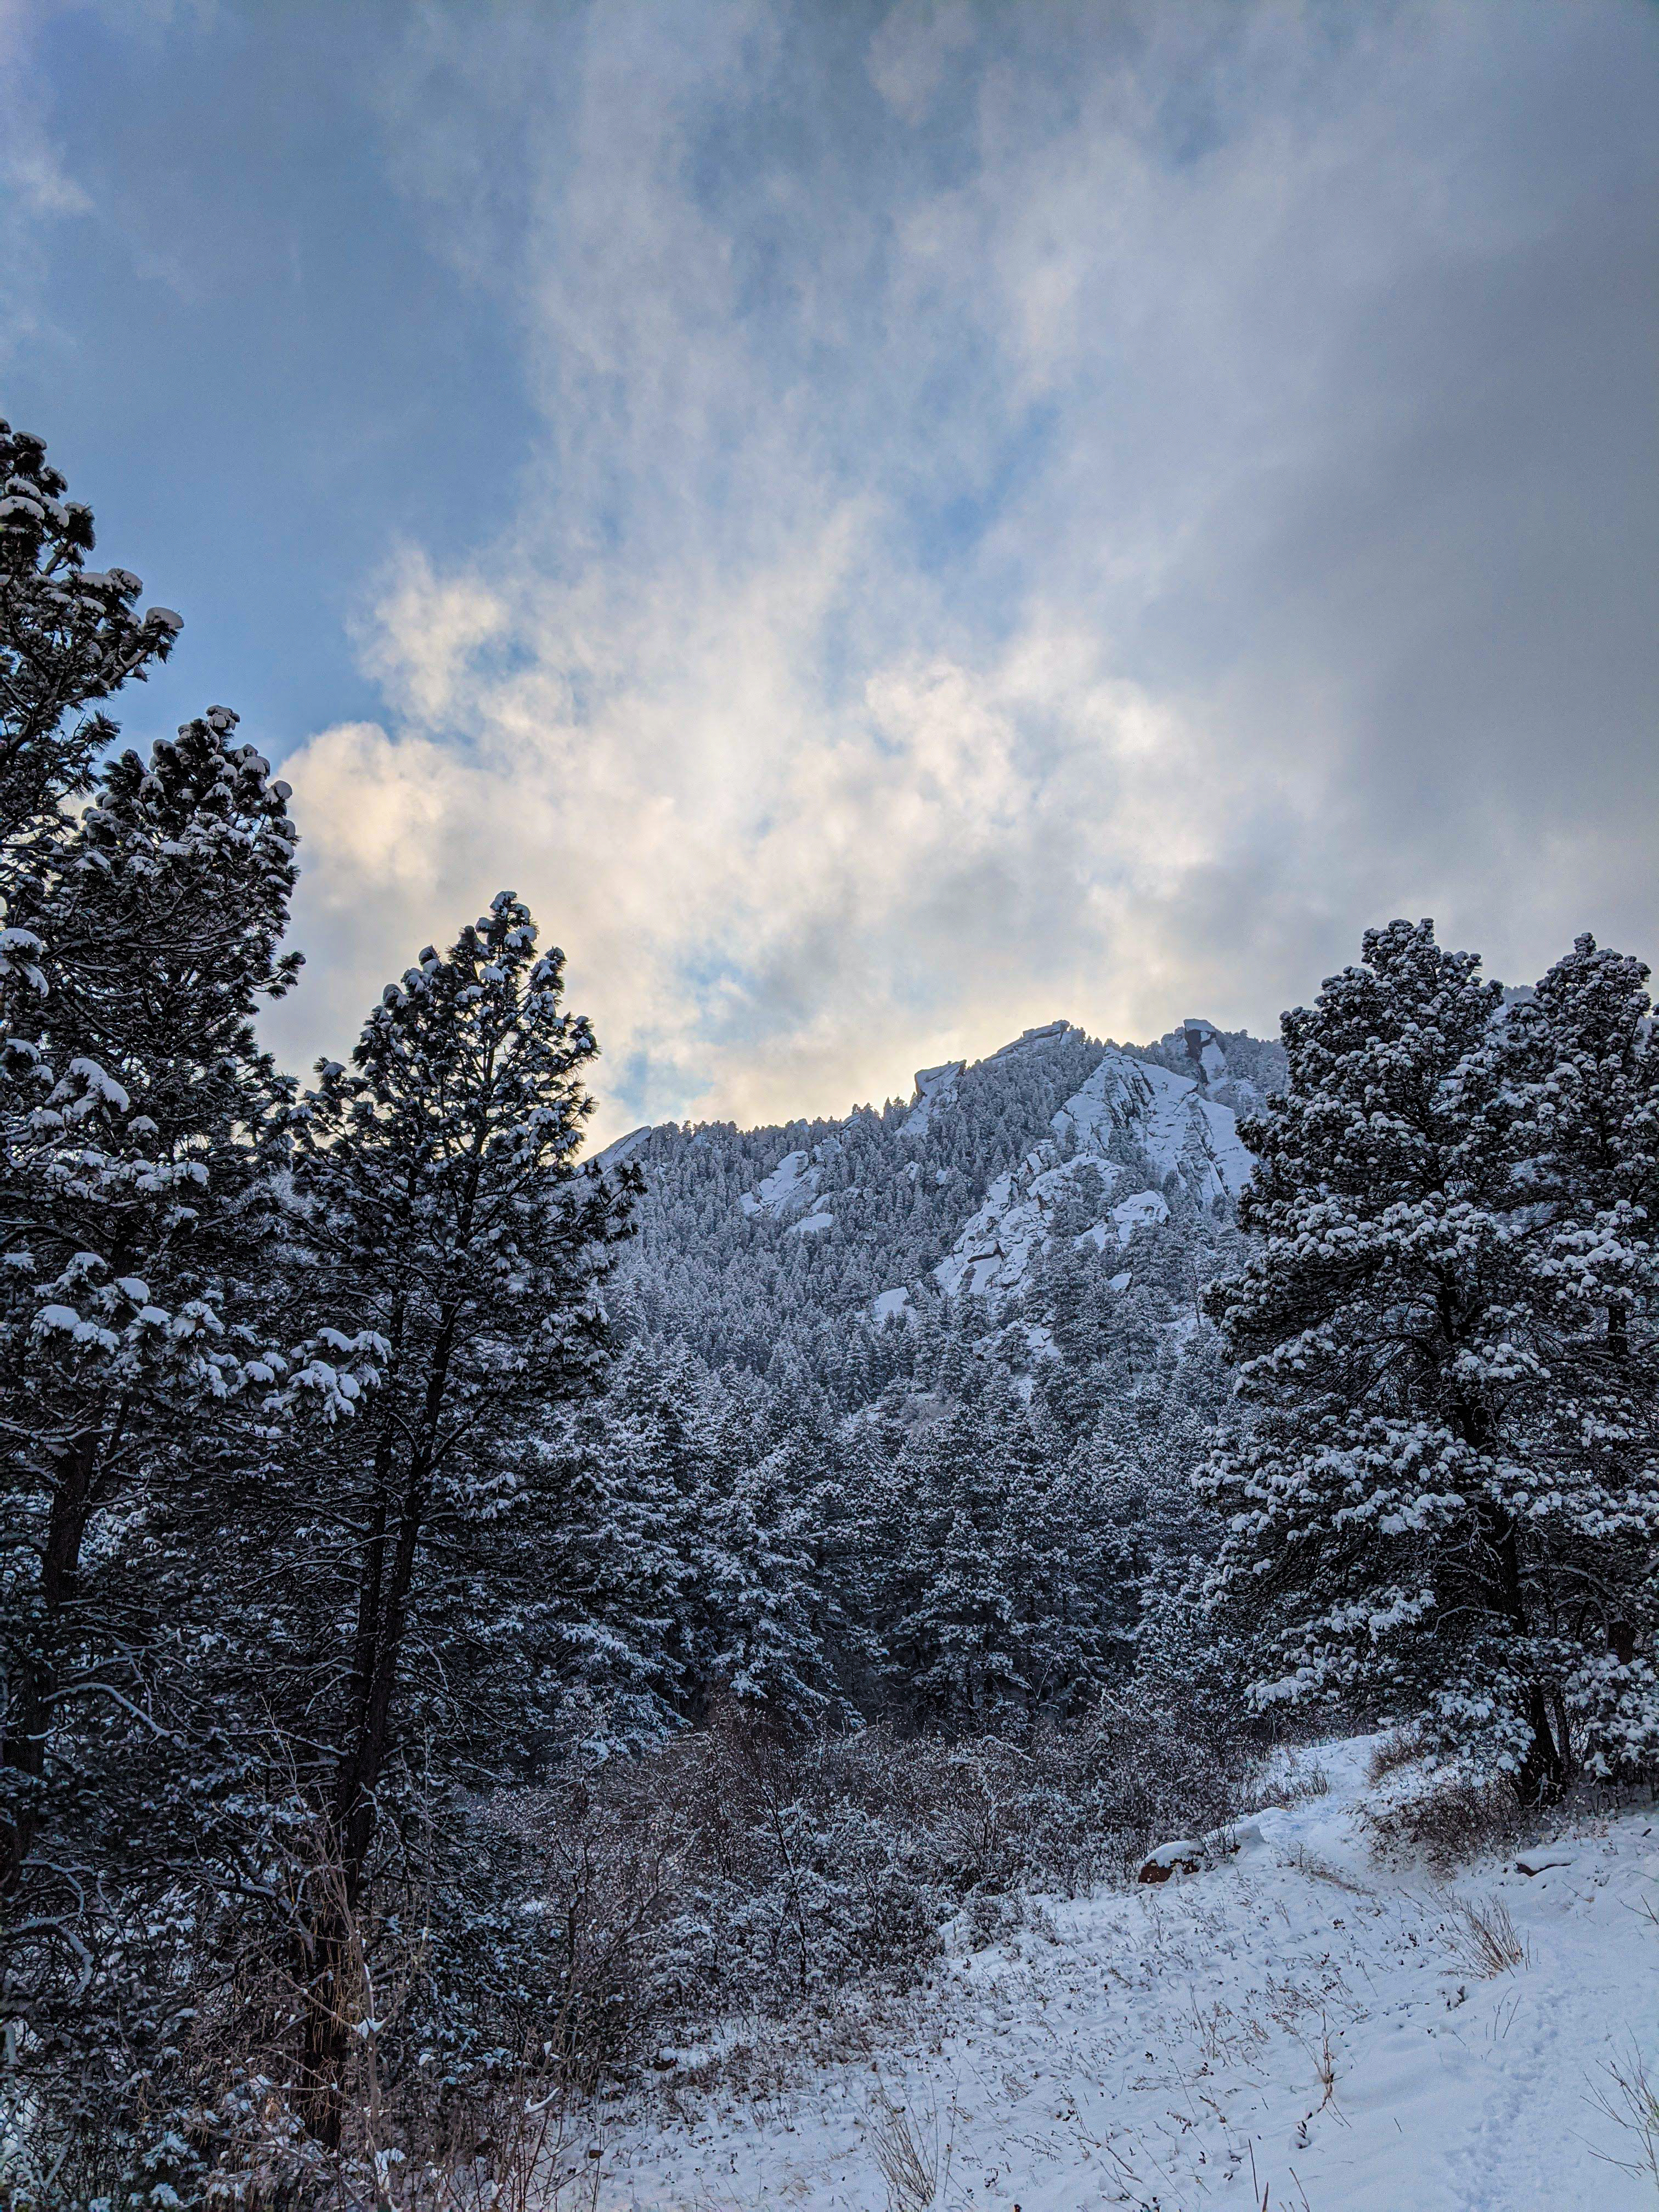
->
296;1907;354;2152
1;1430;99;1894
1477;1498;1567;1807
298;1307;460;2147
1515;1682;1565;1807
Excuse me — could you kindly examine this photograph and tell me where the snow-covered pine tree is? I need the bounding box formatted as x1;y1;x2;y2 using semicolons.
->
0;703;307;1850
549;1339;728;1740
0;425;379;2196
0;419;180;879
0;710;384;2199
766;1423;881;1703
1479;935;1659;1779
884;1404;1026;1732
1;426;194;1894
1200;919;1659;1801
989;1390;1115;1715
700;1423;863;1734
703;1470;836;1731
208;894;630;2146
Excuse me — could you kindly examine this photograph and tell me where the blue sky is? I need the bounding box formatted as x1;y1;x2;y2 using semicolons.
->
3;4;536;743
5;1;1658;1138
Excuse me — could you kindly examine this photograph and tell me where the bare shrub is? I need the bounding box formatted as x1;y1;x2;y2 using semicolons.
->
61;1690;1257;2200
1360;1772;1527;1872
464;1687;1262;2099
1008;1684;1263;1891
1270;1750;1330;1802
430;2066;599;2212
1367;1725;1425;1784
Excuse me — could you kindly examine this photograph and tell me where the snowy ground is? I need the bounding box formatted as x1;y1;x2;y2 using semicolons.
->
570;1736;1659;2210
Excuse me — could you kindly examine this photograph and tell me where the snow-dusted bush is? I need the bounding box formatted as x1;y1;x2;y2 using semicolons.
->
461;1690;1263;2095
1366;1725;1427;1784
1359;1772;1529;1872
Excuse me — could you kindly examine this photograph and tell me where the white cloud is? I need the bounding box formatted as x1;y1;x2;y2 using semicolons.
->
270;0;1659;1139
280;546;1294;1138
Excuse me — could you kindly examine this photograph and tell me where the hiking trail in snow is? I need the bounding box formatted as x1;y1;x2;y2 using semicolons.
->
581;1736;1659;2209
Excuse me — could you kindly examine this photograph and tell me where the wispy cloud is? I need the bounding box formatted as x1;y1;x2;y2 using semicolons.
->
0;1;95;364
266;0;1659;1138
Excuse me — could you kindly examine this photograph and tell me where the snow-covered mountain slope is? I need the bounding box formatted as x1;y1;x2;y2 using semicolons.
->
934;1046;1252;1300
595;1018;1282;1409
584;1741;1659;2210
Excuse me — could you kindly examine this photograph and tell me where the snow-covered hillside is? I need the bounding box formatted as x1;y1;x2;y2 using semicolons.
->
596;1017;1282;1415
580;1741;1659;2210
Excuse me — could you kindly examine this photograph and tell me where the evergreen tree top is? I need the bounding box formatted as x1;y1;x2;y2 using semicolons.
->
0;420;184;849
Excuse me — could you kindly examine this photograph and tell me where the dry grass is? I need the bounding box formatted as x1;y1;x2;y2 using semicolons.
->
1444;1893;1530;1977
1304;2013;1339;2109
1286;1843;1374;1896
1589;2041;1659;2195
868;2090;955;2212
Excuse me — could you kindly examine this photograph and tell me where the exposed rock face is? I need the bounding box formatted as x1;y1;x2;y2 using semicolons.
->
933;1046;1252;1302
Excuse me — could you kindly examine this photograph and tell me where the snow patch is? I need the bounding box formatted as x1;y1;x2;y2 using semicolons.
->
594;1735;1659;2211
741;1147;820;1220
